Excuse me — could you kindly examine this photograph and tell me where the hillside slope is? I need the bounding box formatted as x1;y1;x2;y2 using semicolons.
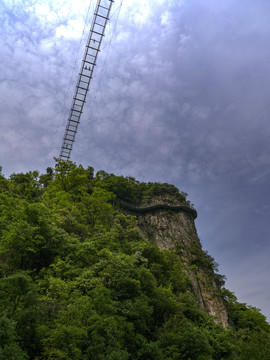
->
0;160;269;360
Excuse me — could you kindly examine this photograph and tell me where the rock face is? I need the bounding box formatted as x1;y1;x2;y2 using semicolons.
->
119;196;229;328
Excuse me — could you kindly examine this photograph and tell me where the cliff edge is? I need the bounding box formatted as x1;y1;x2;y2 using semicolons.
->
118;195;229;328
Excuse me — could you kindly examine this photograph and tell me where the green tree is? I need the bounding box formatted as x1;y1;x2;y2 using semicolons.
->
0;161;269;359
0;274;42;358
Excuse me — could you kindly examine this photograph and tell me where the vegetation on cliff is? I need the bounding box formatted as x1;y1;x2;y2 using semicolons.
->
0;160;269;360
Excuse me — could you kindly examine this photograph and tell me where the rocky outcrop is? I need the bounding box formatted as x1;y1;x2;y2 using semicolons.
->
116;198;197;218
118;196;229;328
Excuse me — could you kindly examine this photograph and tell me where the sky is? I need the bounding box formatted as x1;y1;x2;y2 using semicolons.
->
1;0;270;320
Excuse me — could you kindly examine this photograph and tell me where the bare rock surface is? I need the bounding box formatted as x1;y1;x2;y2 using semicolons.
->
119;196;229;328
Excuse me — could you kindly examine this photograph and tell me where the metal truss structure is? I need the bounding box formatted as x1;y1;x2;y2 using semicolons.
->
60;0;114;160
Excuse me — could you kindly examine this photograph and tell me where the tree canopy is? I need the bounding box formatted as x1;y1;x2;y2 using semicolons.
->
0;159;269;359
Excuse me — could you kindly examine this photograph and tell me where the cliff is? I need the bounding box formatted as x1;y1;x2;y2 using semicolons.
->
118;196;229;328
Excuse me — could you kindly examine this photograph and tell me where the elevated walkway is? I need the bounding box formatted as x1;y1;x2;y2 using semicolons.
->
60;0;114;160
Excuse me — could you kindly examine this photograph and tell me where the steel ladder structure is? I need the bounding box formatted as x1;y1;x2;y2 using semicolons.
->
59;0;114;160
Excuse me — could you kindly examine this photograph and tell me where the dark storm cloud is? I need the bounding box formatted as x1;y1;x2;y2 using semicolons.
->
78;0;270;189
75;0;270;319
0;0;270;319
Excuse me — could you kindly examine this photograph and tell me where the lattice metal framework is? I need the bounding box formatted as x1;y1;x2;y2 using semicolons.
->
60;0;114;160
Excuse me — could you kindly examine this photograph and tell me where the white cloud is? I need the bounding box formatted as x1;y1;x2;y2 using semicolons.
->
55;18;85;39
115;30;131;43
160;11;171;26
40;38;55;52
34;3;54;20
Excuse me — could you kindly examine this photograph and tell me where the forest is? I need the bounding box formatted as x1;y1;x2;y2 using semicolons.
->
0;159;269;360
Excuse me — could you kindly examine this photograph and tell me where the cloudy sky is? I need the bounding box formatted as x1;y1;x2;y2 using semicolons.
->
1;0;270;320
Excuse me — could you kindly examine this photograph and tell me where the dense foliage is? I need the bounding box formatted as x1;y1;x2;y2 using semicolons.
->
0;161;269;359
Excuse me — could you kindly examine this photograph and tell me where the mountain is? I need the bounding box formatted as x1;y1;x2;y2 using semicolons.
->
0;159;269;359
